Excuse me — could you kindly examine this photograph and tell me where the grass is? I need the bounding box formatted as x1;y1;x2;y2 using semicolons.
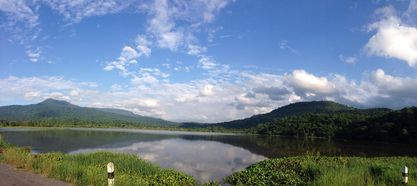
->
2;134;417;186
225;156;417;186
0;138;197;186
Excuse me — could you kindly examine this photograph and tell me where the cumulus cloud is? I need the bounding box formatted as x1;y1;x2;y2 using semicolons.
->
71;139;265;183
103;0;233;85
364;5;417;67
364;69;417;107
2;68;417;122
3;0;417;123
285;69;336;95
200;84;215;96
0;76;97;104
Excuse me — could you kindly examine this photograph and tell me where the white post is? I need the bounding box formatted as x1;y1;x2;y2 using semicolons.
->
402;166;408;185
107;162;115;186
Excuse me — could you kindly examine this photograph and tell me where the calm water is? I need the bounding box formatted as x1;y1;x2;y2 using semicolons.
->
1;128;417;183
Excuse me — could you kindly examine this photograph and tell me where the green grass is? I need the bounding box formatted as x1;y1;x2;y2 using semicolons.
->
0;138;197;186
225;156;417;186
2;134;417;186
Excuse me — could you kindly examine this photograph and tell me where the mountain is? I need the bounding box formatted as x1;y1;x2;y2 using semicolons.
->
0;99;177;126
182;101;390;129
181;101;417;143
215;101;356;128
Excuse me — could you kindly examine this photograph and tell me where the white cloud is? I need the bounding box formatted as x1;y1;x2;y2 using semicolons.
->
187;44;207;56
198;56;218;70
120;46;138;61
279;40;300;55
207;26;222;42
0;0;39;28
26;49;41;62
365;5;417;67
104;0;234;80
367;69;417;100
3;68;417;122
404;0;417;22
285;69;336;95
48;92;70;101
339;55;357;65
43;0;135;23
135;35;152;57
0;76;97;104
200;84;215;96
200;0;234;23
131;73;159;85
24;91;41;100
0;0;42;62
141;0;234;52
104;46;139;76
1;0;234;65
144;0;183;51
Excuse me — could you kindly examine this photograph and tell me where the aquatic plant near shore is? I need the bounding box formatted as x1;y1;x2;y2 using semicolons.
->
0;139;197;186
225;156;417;186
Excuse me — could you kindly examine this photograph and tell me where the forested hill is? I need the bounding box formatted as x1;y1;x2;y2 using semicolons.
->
184;101;371;129
181;101;417;143
0;99;177;126
252;106;417;142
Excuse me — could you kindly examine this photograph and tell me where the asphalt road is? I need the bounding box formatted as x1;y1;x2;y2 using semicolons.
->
0;163;70;186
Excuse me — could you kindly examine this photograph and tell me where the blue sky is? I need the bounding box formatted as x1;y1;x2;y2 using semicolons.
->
1;0;417;122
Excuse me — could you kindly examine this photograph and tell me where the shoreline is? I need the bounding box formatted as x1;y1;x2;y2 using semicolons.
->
0;125;245;136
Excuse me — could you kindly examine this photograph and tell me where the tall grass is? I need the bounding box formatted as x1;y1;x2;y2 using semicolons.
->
225;156;417;186
0;138;197;186
2;134;417;186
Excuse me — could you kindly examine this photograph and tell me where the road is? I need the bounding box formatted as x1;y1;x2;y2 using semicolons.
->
0;163;70;186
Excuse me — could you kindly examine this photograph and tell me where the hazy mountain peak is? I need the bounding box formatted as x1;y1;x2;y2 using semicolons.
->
0;99;177;126
40;98;73;106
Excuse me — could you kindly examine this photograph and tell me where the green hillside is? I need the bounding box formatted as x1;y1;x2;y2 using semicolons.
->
250;106;417;143
180;101;417;143
0;99;177;126
191;101;360;128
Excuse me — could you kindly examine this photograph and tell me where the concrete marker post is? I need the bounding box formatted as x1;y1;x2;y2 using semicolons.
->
402;166;408;185
107;162;115;186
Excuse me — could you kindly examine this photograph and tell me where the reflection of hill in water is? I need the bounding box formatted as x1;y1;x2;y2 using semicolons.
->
180;135;417;158
0;129;173;153
2;129;417;157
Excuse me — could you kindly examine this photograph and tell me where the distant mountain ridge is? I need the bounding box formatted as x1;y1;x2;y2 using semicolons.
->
0;99;177;126
182;101;391;128
0;99;393;129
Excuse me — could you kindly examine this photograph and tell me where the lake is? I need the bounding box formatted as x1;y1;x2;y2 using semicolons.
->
1;127;417;183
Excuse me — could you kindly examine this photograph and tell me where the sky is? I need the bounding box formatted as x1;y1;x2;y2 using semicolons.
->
1;0;417;123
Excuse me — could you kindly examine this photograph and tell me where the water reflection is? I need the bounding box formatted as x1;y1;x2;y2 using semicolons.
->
1;128;417;183
72;139;265;182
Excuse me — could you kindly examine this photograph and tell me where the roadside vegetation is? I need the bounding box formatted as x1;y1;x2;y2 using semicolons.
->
2;136;417;186
0;137;197;186
225;156;417;186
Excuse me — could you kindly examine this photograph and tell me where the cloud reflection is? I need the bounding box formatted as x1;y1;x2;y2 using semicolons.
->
70;138;266;182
